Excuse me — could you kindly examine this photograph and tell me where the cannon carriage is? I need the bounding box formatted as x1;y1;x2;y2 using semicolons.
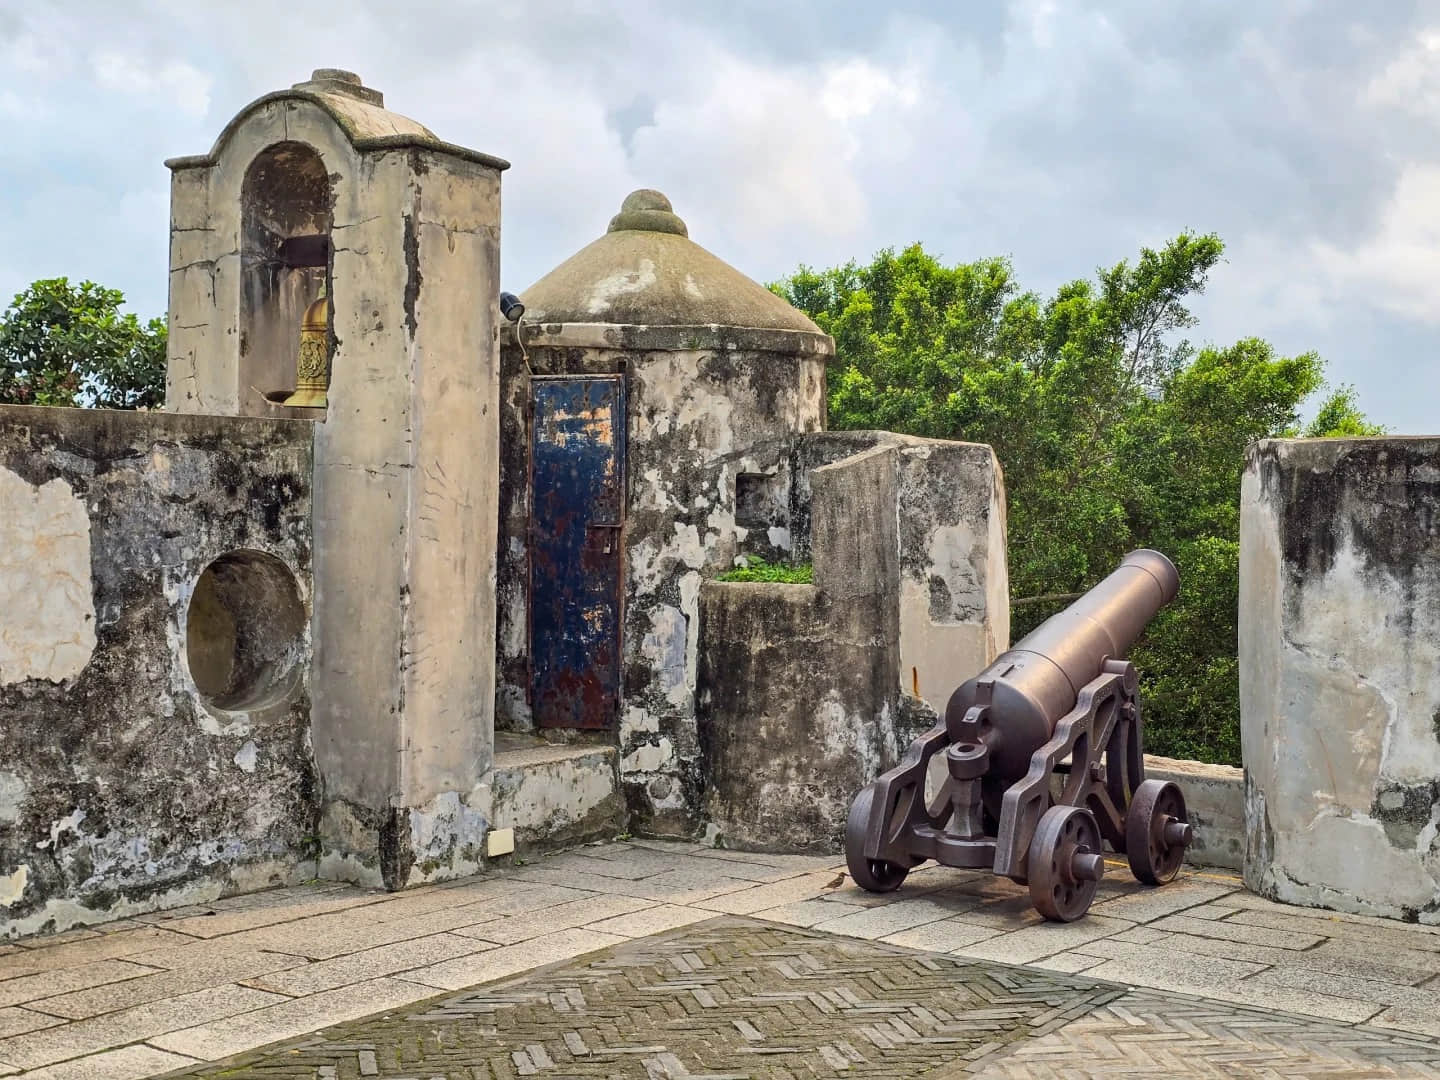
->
844;549;1194;921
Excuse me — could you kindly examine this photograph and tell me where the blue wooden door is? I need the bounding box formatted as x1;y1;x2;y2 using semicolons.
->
529;376;625;729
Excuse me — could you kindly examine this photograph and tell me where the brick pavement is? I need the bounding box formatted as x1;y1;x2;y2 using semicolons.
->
0;840;1437;1077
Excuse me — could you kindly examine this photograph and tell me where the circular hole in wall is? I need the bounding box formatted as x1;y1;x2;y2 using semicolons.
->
186;550;306;712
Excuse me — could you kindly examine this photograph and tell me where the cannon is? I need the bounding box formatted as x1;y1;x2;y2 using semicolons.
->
844;549;1193;921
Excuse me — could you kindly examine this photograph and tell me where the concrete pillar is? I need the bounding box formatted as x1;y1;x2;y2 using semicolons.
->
1241;437;1440;924
163;70;509;889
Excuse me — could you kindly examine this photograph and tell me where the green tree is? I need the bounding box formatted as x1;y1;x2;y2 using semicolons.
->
0;278;166;410
774;238;1378;765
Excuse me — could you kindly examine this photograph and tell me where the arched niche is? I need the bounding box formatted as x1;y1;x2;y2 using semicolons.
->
240;141;332;418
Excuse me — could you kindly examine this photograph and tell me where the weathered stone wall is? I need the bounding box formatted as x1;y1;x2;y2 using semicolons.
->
165;77;507;889
1241;437;1440;923
0;405;315;937
696;437;1009;852
1144;756;1245;871
697;446;905;850
792;431;1009;715
496;328;827;836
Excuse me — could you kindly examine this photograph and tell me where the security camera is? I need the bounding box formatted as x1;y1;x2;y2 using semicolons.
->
500;292;524;323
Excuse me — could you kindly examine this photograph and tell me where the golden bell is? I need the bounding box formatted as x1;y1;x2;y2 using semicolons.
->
282;284;330;408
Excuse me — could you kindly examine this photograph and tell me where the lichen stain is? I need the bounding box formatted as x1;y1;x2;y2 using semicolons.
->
585;258;657;315
1372;780;1440;850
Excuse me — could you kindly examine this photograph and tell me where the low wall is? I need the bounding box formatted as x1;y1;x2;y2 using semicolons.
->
697;446;904;851
696;582;903;852
1241;437;1440;923
1144;756;1244;870
791;431;1008;715
0;405;316;937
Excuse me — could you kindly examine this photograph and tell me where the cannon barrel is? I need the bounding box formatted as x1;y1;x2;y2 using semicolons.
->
944;549;1179;782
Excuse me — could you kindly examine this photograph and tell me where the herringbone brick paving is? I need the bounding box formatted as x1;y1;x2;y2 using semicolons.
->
158;917;1440;1079
10;842;1440;1076
972;994;1440;1078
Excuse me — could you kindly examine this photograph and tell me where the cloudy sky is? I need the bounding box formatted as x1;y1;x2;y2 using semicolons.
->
1;1;1436;431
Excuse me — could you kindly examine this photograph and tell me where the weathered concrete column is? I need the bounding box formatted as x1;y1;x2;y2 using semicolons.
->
792;431;1009;715
1240;437;1440;923
891;441;1009;714
163;70;509;889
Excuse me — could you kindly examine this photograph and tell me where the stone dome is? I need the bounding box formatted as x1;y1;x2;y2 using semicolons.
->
167;69;508;173
519;190;823;334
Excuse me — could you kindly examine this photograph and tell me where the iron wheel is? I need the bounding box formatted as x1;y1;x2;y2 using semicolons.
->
1027;805;1104;921
845;785;909;892
1126;779;1191;885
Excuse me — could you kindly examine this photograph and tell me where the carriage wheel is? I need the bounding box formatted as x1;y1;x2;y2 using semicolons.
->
1027;805;1104;922
1126;779;1192;885
845;785;909;892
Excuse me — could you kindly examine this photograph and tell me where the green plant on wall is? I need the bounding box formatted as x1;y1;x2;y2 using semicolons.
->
774;236;1381;766
718;557;814;584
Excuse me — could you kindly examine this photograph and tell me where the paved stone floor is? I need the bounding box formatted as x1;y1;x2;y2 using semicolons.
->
0;840;1439;1077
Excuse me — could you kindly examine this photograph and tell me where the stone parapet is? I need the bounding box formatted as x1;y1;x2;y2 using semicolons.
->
1143;755;1244;871
1240;437;1440;923
696;438;1006;851
0;405;315;937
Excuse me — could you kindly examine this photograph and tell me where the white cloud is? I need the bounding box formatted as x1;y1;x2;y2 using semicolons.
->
1364;28;1440;117
90;51;211;117
631;53;874;244
1312;163;1440;324
819;59;920;122
0;2;1437;431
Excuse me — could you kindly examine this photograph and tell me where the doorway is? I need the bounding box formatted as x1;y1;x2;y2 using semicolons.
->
528;376;626;729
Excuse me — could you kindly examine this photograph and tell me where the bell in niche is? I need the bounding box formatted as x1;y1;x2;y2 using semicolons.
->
282;282;330;408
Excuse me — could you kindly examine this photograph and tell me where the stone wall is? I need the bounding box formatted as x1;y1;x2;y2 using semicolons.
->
792;431;1009;714
495;329;827;836
697;439;1007;851
1144;756;1244;871
0;405;315;937
1241;437;1440;923
697;447;903;851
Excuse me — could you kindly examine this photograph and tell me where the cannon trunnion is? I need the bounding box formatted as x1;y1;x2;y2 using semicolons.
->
844;549;1194;921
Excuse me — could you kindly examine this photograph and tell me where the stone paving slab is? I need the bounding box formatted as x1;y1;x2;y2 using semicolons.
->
5;840;1440;1075
153;917;1440;1079
0;984;286;1070
972;992;1440;1078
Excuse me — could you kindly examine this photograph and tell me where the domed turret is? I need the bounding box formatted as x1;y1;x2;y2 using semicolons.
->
496;188;833;836
519;190;823;334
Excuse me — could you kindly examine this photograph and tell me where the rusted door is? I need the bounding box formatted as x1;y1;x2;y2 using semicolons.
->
529;376;626;729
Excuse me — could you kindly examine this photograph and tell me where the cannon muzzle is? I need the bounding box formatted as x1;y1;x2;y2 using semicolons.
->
944;549;1178;782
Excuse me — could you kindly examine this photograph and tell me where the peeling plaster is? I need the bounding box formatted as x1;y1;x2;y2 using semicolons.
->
642;607;688;706
622;738;675;774
0;867;27;907
0;774;27;825
0;469;96;685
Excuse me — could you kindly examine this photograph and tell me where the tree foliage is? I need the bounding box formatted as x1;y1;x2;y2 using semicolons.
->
0;278;166;410
774;237;1378;765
